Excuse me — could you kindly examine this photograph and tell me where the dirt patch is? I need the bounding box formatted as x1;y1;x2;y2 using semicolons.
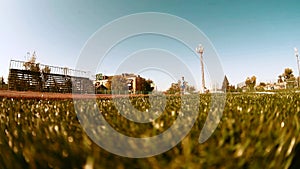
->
0;90;149;99
0;90;111;99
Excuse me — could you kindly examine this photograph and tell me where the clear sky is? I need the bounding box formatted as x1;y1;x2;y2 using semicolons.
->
1;0;300;91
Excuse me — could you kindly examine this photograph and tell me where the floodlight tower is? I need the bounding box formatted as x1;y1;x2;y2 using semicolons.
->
294;47;300;88
196;44;205;93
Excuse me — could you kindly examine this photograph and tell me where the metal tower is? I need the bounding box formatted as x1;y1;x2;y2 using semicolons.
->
196;44;205;92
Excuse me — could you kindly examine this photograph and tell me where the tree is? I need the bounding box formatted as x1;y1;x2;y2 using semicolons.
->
1;76;4;85
24;62;40;72
245;76;256;91
166;79;196;94
42;66;51;74
23;55;42;90
259;82;266;87
0;76;4;89
282;68;295;81
135;76;147;92
23;52;40;72
135;76;154;94
282;68;296;89
220;75;236;92
166;83;180;94
104;74;154;94
256;82;267;91
65;78;72;93
186;85;196;94
143;79;154;94
227;85;236;92
110;75;128;92
222;75;230;91
278;75;283;83
23;53;53;91
41;65;51;83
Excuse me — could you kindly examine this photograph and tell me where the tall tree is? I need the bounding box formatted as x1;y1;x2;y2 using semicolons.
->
1;76;4;85
282;68;296;89
23;53;43;90
23;52;40;72
282;68;295;81
222;75;229;91
245;76;256;91
278;75;283;83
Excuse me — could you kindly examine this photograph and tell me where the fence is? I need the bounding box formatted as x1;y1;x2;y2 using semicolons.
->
9;60;91;78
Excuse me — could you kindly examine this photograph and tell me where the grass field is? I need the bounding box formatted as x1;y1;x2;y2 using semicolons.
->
0;92;299;169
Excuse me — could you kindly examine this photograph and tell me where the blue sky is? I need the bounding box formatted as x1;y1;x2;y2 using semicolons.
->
1;0;300;90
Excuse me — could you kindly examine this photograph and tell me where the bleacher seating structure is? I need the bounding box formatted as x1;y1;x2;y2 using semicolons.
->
8;60;94;93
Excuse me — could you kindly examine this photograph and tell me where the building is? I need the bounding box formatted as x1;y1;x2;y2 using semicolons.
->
94;73;154;94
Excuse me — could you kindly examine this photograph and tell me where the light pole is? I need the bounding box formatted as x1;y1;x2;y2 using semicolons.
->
196;44;205;93
294;47;300;88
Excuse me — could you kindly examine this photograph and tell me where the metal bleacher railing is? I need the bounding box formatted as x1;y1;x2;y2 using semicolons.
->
9;60;91;78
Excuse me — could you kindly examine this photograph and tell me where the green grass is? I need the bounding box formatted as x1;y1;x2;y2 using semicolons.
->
0;92;299;169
